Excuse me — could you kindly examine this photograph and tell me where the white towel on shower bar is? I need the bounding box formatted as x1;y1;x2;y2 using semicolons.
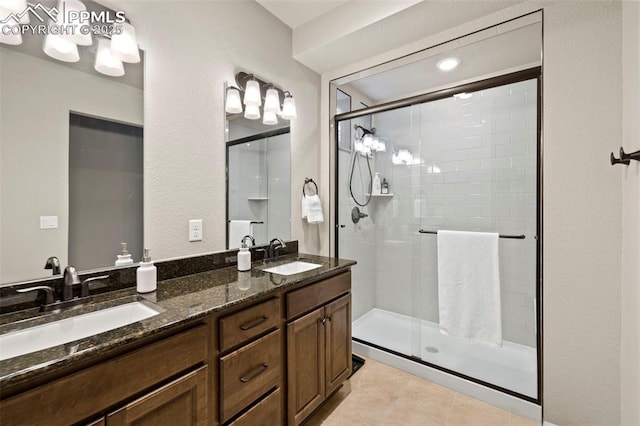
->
229;220;252;249
437;230;502;346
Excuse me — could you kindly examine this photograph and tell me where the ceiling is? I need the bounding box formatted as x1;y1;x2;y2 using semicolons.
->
256;0;348;29
340;21;541;103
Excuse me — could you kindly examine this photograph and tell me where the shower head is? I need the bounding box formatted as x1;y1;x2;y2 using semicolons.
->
354;124;376;137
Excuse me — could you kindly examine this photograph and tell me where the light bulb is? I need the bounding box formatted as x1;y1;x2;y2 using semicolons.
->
362;134;373;148
262;110;278;125
244;104;260;120
377;140;386;152
225;87;243;114
57;0;92;46
436;57;461;72
243;79;261;106
281;94;297;119
94;38;124;76
264;88;280;113
354;140;364;153
43;33;79;62
110;22;140;63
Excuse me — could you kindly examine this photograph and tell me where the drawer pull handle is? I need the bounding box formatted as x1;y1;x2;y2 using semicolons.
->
240;363;268;383
240;316;268;331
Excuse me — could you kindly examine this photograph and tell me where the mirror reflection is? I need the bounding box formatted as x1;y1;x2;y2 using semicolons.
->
226;129;291;249
0;1;143;284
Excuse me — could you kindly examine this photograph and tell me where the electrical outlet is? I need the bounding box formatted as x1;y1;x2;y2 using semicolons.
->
189;219;203;242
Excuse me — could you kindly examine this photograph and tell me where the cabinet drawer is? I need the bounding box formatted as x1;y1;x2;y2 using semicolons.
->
220;330;281;423
229;388;281;426
286;271;351;320
220;297;280;352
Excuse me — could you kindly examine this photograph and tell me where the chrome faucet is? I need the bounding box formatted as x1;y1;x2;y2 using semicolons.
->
44;256;61;275
62;266;81;301
267;238;287;259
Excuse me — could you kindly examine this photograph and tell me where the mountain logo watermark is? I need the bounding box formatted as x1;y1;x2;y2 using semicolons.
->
0;3;58;24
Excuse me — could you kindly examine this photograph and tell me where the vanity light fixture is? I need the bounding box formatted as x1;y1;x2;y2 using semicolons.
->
354;125;385;155
0;0;139;77
436;57;461;72
225;71;298;124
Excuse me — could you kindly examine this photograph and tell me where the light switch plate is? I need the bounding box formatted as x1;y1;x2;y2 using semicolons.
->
40;216;58;229
189;219;202;242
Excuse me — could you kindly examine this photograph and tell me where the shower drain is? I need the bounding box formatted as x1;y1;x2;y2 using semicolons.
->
425;346;439;353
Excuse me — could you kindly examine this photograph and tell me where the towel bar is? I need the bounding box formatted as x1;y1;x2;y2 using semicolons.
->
418;229;526;239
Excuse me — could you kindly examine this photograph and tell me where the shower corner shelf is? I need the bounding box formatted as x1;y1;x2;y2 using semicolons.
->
366;193;394;197
247;197;269;201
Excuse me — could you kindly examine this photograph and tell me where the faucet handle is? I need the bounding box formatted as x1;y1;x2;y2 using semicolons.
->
80;275;109;298
44;256;61;275
16;286;55;305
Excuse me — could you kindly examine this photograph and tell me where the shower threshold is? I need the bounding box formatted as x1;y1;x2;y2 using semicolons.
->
352;308;537;399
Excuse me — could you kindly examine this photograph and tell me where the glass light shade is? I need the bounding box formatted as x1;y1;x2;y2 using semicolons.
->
110;22;140;63
281;95;297;120
2;0;27;11
264;88;280;113
57;0;92;46
362;134;373;148
244;104;260;120
225;87;243;114
94;38;124;76
43;33;79;62
262;110;278;125
354;140;364;153
376;140;386;152
398;149;412;163
392;153;401;165
243;79;261;106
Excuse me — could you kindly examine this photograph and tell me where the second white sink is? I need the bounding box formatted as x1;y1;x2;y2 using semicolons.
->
0;301;161;361
262;261;322;276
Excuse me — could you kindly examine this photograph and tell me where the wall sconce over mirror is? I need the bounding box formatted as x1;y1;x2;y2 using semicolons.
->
0;0;140;78
226;71;297;126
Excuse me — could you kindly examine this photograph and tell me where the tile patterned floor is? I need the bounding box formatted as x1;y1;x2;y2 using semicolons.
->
304;356;540;426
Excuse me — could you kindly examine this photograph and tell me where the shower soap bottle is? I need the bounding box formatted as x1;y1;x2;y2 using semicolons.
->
115;242;134;266
381;178;389;194
372;172;382;195
136;249;157;293
237;235;254;272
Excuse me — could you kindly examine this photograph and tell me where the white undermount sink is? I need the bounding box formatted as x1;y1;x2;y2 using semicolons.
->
262;261;322;276
0;301;161;361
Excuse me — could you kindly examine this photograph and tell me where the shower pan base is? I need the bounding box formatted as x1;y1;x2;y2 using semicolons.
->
353;309;540;420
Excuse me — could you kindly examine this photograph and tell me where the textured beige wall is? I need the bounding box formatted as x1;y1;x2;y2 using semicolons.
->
542;2;622;424
621;2;640;425
112;0;322;260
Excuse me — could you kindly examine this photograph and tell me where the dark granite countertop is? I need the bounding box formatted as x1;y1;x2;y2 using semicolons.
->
0;253;355;394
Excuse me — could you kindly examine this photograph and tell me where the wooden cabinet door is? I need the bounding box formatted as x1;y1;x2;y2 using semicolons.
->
106;366;208;426
287;307;325;426
324;294;352;396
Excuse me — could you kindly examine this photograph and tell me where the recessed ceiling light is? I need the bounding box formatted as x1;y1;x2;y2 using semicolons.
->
436;57;461;72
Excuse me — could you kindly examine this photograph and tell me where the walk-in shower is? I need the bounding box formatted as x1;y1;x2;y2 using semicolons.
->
334;68;541;403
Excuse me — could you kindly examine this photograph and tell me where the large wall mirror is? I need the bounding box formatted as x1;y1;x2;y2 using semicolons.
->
0;0;144;284
225;85;291;249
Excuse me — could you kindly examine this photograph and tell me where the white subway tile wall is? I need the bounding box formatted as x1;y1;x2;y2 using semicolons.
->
338;78;538;348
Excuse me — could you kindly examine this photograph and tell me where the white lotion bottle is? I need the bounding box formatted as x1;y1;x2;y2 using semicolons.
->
137;249;157;293
372;172;382;195
237;235;254;272
115;242;134;266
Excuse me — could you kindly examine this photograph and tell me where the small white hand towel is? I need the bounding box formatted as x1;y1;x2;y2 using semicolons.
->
437;230;502;346
229;220;252;249
301;195;309;219
305;194;324;224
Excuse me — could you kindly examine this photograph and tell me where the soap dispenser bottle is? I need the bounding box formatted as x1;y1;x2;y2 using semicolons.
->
115;242;134;266
372;172;382;195
238;235;254;272
136;249;157;293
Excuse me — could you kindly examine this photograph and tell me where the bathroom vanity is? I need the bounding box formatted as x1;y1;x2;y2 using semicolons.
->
0;253;354;426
